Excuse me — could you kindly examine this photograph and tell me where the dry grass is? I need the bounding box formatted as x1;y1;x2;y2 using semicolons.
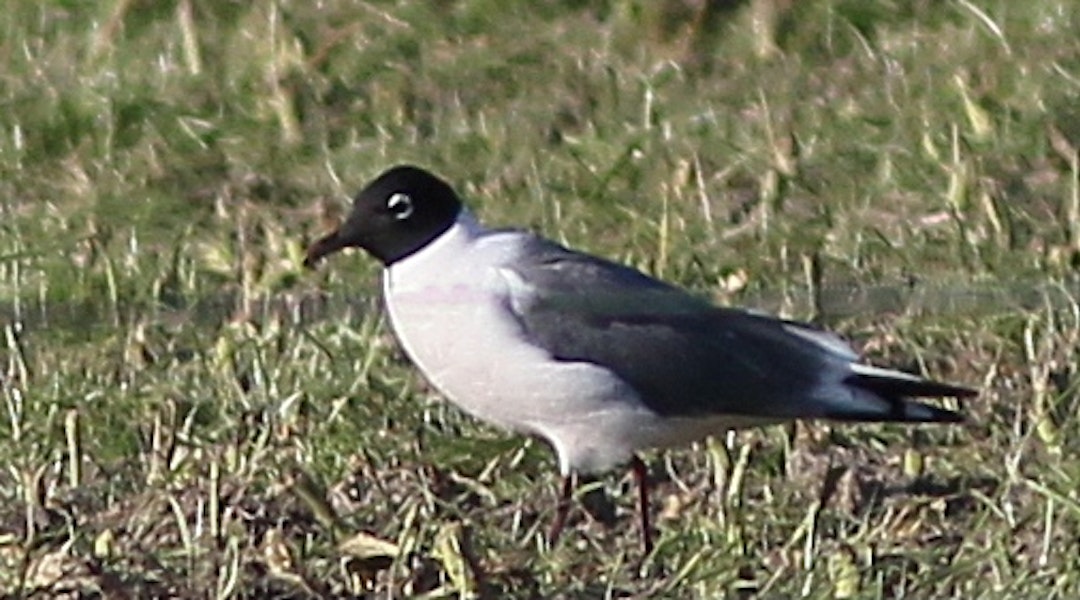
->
2;0;1080;597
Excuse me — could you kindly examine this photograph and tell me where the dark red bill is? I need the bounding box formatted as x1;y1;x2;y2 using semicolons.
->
303;230;345;269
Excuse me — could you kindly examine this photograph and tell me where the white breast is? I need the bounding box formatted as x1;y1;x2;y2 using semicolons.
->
381;213;738;473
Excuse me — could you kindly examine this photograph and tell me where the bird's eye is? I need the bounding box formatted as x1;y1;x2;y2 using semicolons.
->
387;192;414;220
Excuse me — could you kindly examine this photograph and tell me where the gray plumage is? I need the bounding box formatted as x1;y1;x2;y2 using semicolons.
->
505;235;966;422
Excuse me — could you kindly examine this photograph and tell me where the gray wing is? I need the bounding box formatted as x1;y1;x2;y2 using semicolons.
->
503;236;968;421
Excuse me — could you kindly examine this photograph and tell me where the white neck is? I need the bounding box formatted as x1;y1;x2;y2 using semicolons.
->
385;209;486;283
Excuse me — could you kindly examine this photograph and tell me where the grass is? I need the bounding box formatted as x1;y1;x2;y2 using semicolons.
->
1;0;1079;596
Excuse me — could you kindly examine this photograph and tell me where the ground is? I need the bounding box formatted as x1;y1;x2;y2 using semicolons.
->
1;0;1079;597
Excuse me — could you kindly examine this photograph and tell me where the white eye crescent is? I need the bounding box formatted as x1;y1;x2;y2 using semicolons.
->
387;192;414;220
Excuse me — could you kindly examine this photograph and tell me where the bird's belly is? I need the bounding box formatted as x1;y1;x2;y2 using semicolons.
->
382;276;774;474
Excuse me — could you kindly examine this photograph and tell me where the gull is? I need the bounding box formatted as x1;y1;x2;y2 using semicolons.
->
304;165;973;553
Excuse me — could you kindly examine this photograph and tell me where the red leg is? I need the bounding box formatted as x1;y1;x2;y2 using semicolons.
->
548;473;574;547
630;455;654;554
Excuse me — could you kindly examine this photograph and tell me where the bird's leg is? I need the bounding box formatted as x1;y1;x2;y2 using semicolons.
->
630;455;654;554
548;472;574;547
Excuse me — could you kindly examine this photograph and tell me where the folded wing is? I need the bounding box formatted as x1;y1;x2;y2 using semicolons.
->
502;236;971;422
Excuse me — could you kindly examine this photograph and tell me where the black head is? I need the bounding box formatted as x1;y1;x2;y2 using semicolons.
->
304;165;462;267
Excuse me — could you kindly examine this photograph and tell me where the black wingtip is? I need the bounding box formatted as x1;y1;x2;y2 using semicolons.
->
901;400;966;423
824;398;966;424
844;371;977;400
837;369;973;424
